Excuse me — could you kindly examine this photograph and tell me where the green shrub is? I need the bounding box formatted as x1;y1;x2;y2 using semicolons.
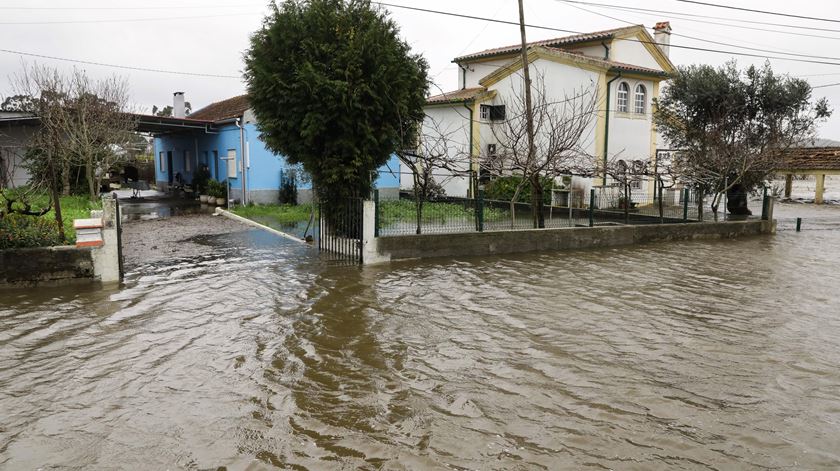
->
484;175;554;205
0;214;64;249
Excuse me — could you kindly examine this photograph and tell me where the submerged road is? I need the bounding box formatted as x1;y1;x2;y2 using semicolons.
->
1;203;839;469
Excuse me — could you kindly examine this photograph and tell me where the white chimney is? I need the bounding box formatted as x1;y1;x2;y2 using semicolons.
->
173;91;185;118
653;22;671;58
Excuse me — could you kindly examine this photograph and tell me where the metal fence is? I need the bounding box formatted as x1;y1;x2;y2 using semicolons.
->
318;196;364;264
376;186;771;237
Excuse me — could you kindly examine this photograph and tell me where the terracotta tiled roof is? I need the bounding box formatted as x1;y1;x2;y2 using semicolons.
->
454;26;637;63
777;147;840;171
189;94;250;122
426;87;487;104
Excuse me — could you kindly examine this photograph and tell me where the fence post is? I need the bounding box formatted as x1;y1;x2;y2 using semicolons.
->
374;189;380;237
477;189;485;232
589;188;595;227
761;186;769;221
682;188;689;222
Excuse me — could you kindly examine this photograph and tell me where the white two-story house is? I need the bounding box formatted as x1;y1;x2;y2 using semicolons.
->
408;22;675;200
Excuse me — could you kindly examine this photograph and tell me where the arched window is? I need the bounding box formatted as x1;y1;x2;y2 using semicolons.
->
617;82;629;113
634;84;647;114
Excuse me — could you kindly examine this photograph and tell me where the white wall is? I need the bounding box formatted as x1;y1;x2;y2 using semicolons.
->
607;77;656;162
490;58;602;162
610;37;662;71
460;59;511;89
410;105;472;197
0;122;35;188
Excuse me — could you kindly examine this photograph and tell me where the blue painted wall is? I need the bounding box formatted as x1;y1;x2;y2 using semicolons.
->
154;122;401;196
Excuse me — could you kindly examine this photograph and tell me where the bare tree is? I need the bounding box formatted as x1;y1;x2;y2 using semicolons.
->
65;70;137;201
397;115;469;234
11;64;73;239
483;75;597;227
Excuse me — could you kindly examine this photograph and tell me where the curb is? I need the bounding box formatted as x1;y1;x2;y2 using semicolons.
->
215;208;311;245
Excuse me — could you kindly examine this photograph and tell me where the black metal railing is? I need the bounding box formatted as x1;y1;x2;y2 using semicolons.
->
318;196;363;265
373;182;772;237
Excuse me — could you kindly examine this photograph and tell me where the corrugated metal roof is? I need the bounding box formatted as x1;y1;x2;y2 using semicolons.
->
453;26;637;63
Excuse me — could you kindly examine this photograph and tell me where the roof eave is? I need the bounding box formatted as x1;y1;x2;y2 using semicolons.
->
452;34;616;64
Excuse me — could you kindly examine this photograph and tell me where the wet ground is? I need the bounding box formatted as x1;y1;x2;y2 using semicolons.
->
1;201;840;469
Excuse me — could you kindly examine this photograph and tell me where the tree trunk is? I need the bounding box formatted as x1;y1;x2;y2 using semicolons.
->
416;200;423;235
86;159;96;202
530;175;545;228
47;152;65;241
61;159;71;196
726;183;752;215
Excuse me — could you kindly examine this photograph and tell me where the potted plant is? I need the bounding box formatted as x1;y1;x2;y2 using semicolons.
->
207;180;228;206
194;165;211;203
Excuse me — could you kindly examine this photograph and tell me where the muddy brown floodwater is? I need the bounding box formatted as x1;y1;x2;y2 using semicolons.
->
2;203;840;470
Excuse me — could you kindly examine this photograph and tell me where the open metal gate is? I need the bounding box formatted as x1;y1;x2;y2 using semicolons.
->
318;196;363;265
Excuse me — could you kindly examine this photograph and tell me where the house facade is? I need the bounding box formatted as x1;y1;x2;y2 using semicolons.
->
410;23;675;200
0;112;38;189
152;93;400;204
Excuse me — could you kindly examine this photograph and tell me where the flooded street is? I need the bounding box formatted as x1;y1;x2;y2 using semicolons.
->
2;204;840;469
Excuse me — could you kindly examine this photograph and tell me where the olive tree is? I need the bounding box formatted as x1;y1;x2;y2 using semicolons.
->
655;62;831;218
244;0;428;206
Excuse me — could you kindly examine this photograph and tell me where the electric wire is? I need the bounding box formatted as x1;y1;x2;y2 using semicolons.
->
673;0;840;25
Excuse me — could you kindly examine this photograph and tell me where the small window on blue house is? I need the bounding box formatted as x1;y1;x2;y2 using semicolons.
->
227;149;237;179
159;151;165;172
184;150;191;172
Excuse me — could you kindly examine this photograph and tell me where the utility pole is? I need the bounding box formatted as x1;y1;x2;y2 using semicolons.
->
517;0;539;227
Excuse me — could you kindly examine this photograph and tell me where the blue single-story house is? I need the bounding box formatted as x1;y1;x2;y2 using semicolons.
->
148;93;400;204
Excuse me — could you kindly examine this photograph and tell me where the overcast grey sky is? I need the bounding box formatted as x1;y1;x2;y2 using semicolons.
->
2;0;840;137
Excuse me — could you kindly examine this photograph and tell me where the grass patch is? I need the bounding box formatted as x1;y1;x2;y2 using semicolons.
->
231;203;316;238
380;199;507;225
232;203;314;225
1;190;101;245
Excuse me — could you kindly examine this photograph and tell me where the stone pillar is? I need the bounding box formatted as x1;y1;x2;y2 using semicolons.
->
815;174;826;204
91;196;121;283
361;200;389;265
784;174;792;198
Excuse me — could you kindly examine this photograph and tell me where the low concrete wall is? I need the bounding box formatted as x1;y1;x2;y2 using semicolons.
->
0;246;94;286
372;220;775;263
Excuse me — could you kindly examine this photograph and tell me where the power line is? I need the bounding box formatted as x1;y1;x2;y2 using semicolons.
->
0;12;261;26
557;1;840;62
555;0;840;39
374;2;840;67
812;82;840;89
560;0;840;33
0;48;241;79
673;0;840;25
0;4;262;9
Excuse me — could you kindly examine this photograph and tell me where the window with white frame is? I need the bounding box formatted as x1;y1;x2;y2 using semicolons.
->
617;82;629;113
479;104;490;120
634;84;647;114
159;151;165;172
184;150;191;172
227;149;237;179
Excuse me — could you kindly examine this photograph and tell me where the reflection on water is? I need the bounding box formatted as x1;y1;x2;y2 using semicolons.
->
119;198;217;221
2;204;840;469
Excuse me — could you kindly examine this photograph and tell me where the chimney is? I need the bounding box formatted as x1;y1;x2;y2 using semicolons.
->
653;22;671;58
173;91;185;118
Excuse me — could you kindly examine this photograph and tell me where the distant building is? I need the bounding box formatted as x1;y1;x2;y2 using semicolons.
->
413;22;675;199
0;112;38;189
